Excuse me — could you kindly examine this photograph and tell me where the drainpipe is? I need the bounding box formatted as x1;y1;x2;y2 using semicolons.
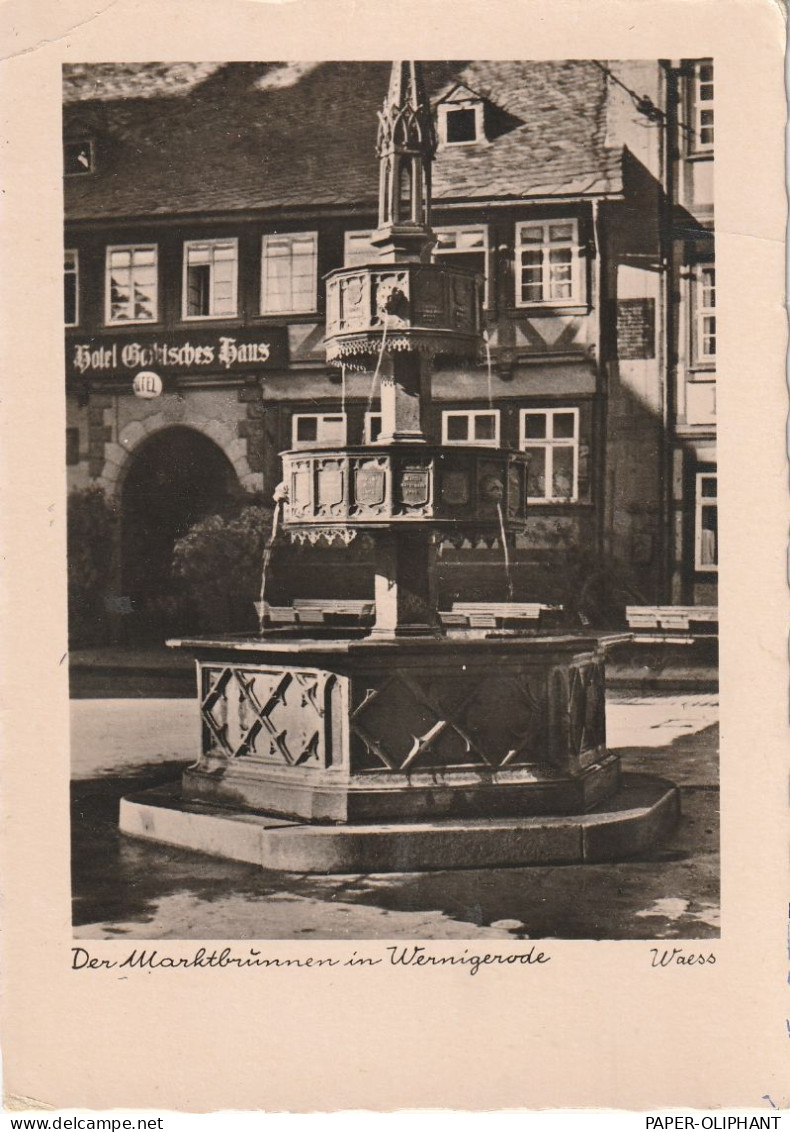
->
591;197;607;568
658;60;679;605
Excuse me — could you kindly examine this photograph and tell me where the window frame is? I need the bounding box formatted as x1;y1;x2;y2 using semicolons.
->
64;139;95;176
694;471;718;572
364;411;383;444
432;224;489;307
689;59;715;155
519;407;581;503
344;230;376;268
690;261;716;369
64;249;79;327
438;101;485;148
105;243;159;326
181;238;239;321
291;411;348;450
441;409;500;447
514;219;583;309
261;231;318;316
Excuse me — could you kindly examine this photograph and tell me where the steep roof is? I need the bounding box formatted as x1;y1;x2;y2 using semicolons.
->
63;61;624;221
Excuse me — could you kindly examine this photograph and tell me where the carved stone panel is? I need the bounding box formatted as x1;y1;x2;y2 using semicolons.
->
200;664;338;769
340;273;367;331
349;667;549;772
441;469;470;506
374;272;410;327
397;465;431;510
290;463;313;517
315;460;346;516
353;458;388;514
548;658;607;772
413;269;444;326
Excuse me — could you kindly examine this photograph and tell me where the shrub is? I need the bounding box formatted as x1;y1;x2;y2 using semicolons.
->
173;500;275;633
553;547;650;628
67;487;118;646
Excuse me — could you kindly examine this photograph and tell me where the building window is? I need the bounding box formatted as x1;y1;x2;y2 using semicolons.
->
691;60;714;152
64;250;78;327
364;412;383;443
692;263;716;364
520;408;580;502
291;412;347;449
183;239;238;319
446;107;477;143
442;410;500;446
106;245;158;324
64;139;94;175
438;100;485;147
345;231;376;267
695;472;718;571
66;428;80;466
433;225;488;305
261;232;318;315
515;220;581;307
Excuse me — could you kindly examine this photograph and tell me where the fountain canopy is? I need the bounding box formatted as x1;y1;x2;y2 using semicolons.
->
275;64;529;634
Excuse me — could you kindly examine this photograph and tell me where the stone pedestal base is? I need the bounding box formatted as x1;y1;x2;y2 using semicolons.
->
120;774;680;873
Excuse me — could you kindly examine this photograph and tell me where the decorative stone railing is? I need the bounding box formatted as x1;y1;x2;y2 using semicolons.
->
280;444;529;535
324;262;481;363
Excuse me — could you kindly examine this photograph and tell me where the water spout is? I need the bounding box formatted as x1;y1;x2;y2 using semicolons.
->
256;490;285;634
483;328;494;411
496;501;515;604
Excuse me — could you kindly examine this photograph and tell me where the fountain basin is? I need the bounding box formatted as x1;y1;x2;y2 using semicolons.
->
162;632;629;823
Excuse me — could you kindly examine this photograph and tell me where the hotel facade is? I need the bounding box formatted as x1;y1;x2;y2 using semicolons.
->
63;60;716;642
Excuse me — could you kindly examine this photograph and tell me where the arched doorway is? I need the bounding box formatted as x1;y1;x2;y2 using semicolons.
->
121;427;239;643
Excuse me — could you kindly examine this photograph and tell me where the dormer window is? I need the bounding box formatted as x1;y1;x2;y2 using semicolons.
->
446;108;477;144
437;87;487;147
64;139;94;175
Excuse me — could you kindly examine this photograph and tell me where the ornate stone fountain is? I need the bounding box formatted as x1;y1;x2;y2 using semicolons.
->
120;63;678;871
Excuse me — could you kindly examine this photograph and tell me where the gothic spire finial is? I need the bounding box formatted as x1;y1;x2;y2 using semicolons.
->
372;60;436;263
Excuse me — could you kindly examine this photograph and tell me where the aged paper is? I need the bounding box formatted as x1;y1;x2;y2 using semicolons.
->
1;0;787;1112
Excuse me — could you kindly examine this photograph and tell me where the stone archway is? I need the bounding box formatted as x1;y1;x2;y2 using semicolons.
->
99;405;260;497
119;426;239;643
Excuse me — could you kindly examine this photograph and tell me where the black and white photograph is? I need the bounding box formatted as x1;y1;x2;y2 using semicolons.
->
64;57;720;942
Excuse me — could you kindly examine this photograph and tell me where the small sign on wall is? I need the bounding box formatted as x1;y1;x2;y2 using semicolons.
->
617;298;655;360
132;371;163;399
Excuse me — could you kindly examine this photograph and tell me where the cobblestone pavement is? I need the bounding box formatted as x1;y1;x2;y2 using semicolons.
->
71;691;719;941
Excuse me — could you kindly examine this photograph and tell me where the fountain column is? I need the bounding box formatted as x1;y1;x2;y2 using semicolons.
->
373;350;439;635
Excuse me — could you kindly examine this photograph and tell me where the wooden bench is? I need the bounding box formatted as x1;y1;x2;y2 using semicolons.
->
261;600;375;626
440;602;563;629
625;605;718;641
626;605;718;632
261;600;563;630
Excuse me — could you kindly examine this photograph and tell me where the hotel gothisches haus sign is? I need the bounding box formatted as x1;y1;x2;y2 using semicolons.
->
66;327;288;382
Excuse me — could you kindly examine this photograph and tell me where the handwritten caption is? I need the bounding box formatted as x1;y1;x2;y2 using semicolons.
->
72;944;550;977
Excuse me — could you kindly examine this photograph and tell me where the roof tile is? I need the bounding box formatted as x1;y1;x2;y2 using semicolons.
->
63;61;624;221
